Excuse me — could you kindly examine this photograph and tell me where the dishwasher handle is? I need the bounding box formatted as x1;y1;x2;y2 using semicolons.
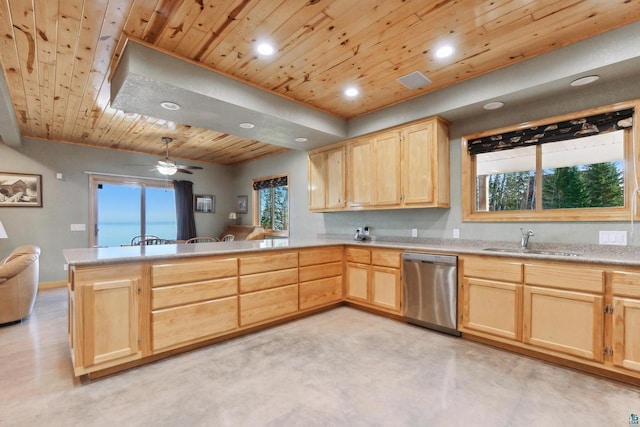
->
403;252;457;266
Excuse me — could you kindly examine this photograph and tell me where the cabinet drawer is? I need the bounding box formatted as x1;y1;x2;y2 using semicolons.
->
372;249;401;268
239;284;299;326
462;256;522;283
152;277;237;310
152;257;237;287
299;276;343;310
611;271;640;298
239;252;298;275
345;247;370;264
152;296;238;352
299;247;343;266
239;268;298;293
525;263;604;293
299;261;342;282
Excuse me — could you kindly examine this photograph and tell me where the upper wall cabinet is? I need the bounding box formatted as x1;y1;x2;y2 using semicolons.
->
308;146;346;210
308;116;450;212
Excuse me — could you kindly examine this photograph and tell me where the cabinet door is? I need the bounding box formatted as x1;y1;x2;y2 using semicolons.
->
348;138;373;207
346;263;369;302
402;121;435;205
82;278;141;366
326;147;346;208
462;278;522;340
612;297;640;372
523;286;603;362
373;131;401;206
308;151;327;210
371;266;401;313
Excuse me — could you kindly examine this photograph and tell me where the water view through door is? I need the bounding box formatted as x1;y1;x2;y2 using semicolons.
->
93;178;177;247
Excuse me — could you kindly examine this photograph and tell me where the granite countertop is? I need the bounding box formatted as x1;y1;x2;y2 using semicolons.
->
63;235;640;267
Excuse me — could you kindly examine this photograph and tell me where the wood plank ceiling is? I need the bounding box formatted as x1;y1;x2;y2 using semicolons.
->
0;0;639;166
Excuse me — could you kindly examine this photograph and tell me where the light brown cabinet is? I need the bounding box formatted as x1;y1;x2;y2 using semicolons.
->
150;257;239;352
299;247;343;310
309;116;450;212
70;263;144;374
611;271;640;373
308;146;346;210
345;247;402;314
460;256;523;341
238;251;299;326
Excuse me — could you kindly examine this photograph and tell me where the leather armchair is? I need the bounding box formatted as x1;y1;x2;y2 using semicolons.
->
0;245;40;325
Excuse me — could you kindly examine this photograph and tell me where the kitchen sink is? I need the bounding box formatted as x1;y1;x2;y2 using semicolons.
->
483;247;582;257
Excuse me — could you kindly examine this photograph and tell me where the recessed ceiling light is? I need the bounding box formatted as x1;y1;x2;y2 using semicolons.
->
160;101;180;111
256;42;275;56
344;87;359;97
435;45;454;58
294;137;308;143
570;75;600;87
239;122;255;129
483;101;505;110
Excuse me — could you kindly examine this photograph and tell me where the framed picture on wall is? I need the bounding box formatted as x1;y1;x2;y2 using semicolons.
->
0;172;42;207
236;195;248;214
193;194;215;213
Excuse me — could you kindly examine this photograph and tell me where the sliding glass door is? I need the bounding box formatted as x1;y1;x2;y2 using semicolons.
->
90;175;176;247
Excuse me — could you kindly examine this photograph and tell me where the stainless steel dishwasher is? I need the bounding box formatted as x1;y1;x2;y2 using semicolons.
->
402;253;460;336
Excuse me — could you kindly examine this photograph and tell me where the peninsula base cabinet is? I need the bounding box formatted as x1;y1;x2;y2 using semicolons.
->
460;256;640;383
69;263;144;376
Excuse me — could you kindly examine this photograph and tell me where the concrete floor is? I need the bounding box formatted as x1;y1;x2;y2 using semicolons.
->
1;288;638;426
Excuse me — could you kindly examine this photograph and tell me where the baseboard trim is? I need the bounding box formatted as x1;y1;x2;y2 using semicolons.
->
39;280;67;290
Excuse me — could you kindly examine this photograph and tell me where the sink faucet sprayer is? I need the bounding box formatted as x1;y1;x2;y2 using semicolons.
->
520;228;534;250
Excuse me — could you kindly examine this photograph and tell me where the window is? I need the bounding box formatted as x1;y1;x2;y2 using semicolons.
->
252;174;289;236
462;102;637;222
89;175;176;247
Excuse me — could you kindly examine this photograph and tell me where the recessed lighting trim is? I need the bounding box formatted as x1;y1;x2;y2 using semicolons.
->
160;101;180;111
344;87;359;97
295;137;308;143
570;75;600;87
239;122;255;129
256;42;275;56
435;45;454;58
483;101;505;110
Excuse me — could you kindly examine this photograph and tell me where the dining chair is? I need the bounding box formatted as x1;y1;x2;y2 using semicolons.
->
185;237;218;243
220;234;235;242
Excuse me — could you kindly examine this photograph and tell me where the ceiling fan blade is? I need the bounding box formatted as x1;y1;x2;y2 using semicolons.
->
176;168;194;174
174;165;203;170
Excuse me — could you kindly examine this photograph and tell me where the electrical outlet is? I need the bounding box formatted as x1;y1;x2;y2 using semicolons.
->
411;228;418;238
453;228;460;238
63;263;68;271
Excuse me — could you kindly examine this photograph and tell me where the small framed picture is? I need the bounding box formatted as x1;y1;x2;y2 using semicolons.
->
0;172;43;207
194;194;215;213
236;195;248;214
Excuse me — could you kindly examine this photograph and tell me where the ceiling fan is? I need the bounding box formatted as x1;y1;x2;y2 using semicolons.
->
153;137;203;176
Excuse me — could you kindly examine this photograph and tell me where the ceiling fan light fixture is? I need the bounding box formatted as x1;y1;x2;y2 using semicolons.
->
157;164;178;175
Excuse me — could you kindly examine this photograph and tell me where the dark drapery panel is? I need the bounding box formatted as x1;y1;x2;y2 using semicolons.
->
468;108;634;156
173;180;196;241
252;175;288;190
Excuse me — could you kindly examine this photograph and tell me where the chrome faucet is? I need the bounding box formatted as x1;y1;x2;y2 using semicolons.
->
520;228;534;250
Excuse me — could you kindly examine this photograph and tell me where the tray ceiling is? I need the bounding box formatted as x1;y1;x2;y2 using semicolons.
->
0;0;639;165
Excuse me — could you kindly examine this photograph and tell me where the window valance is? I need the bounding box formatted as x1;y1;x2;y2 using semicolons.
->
467;108;634;156
252;176;288;190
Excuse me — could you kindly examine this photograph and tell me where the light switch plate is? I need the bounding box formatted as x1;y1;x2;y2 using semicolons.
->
599;230;627;245
411;228;418;238
70;224;86;231
453;228;460;238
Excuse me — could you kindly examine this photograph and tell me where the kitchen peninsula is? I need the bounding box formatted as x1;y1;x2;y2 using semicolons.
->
65;238;640;385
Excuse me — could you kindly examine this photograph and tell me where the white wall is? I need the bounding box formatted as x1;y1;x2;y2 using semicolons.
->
0;138;233;282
